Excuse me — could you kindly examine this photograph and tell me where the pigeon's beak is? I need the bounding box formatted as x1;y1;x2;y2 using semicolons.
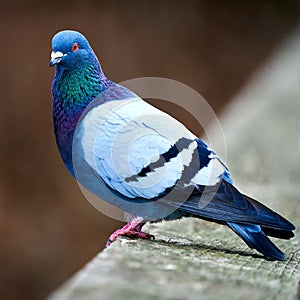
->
49;51;66;67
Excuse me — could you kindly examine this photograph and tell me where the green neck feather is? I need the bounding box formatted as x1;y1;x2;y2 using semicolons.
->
52;62;112;116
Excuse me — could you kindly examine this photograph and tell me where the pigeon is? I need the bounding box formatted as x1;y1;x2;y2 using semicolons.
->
50;30;295;261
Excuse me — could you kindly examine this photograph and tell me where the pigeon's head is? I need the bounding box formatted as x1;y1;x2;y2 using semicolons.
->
50;30;97;70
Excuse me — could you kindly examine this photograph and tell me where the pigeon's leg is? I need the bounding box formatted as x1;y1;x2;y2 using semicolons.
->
106;217;155;247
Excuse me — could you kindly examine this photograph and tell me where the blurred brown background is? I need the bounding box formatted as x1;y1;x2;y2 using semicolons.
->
1;1;299;299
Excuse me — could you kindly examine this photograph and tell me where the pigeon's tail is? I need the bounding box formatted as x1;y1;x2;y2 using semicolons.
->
175;180;295;260
227;222;285;261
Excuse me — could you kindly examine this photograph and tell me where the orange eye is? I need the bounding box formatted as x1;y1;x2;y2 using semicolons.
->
72;42;79;52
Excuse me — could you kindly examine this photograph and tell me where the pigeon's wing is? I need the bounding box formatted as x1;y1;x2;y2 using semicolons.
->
176;180;294;231
75;94;228;200
73;90;294;236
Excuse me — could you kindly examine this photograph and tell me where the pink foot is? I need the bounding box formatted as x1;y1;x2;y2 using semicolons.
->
106;218;155;247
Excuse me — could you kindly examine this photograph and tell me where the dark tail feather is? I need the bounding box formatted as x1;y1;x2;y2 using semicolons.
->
227;222;286;261
261;227;294;239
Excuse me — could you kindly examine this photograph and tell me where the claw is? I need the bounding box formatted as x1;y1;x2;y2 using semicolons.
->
105;217;154;247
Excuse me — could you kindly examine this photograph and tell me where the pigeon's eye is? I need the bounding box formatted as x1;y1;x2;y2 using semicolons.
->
72;42;79;52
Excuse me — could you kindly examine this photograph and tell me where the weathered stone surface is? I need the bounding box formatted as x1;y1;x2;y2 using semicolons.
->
49;215;299;300
48;28;300;300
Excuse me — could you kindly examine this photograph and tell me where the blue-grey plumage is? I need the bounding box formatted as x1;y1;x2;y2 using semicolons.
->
50;30;295;261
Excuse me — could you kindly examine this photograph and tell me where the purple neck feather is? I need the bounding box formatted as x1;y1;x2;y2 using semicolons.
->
52;62;114;175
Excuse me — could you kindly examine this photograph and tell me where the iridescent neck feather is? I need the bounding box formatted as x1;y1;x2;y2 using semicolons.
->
52;56;114;174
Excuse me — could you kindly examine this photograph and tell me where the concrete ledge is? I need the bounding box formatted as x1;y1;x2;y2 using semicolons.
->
48;217;299;300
